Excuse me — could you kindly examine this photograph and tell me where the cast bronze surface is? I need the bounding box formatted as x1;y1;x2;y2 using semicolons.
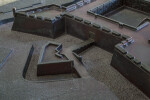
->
11;0;150;98
0;0;150;99
37;41;75;76
88;0;150;31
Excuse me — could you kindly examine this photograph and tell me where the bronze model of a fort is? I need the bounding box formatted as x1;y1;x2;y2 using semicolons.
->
0;0;150;99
